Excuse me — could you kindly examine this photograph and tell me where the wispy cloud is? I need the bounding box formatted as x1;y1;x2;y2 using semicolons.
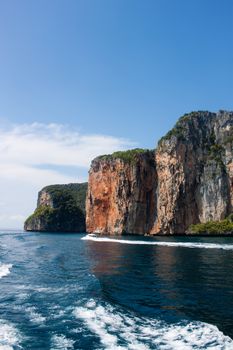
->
0;122;134;168
0;122;135;228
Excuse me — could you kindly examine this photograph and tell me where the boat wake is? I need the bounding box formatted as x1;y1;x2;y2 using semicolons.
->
0;319;21;350
74;299;233;350
82;235;233;250
51;334;75;350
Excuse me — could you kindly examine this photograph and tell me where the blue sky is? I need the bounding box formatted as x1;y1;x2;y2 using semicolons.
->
0;0;232;228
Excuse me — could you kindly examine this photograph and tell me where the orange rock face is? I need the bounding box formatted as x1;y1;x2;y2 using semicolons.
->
86;151;157;235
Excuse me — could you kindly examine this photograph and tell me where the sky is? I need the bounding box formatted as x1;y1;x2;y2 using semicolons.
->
0;0;232;228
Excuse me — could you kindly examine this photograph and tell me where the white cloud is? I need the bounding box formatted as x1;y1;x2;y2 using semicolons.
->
0;122;134;168
0;122;135;228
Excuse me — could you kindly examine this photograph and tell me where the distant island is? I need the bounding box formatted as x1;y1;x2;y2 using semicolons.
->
24;183;87;232
25;110;233;236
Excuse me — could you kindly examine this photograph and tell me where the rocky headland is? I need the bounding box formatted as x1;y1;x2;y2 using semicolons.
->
25;110;233;235
86;110;233;235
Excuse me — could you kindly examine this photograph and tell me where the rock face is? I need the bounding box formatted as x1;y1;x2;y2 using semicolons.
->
24;183;87;232
86;111;233;235
86;150;157;234
154;111;232;234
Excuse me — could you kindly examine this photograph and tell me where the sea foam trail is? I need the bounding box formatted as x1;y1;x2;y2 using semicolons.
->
51;335;74;350
82;235;233;250
0;263;12;279
0;320;21;350
74;299;233;350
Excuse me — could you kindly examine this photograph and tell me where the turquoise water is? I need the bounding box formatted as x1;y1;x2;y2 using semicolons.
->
0;231;233;349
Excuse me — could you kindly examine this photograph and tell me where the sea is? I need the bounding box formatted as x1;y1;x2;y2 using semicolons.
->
0;230;233;350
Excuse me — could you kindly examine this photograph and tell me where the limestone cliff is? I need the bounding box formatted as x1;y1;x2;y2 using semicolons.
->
86;111;233;235
155;111;232;234
86;149;157;234
24;183;87;232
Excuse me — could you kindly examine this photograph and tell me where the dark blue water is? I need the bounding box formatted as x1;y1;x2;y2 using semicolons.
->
1;231;233;349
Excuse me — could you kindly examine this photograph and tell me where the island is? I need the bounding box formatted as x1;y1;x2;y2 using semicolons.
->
24;183;87;232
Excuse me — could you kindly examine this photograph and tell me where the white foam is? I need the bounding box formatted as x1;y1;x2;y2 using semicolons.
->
51;335;74;350
0;320;21;350
74;299;233;350
26;306;46;324
0;264;12;279
82;235;233;250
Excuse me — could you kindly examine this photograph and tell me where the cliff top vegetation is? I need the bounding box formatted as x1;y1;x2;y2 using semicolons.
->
95;148;154;164
95;148;154;163
157;111;214;146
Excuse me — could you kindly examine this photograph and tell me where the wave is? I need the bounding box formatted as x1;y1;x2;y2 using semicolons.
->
26;306;46;325
74;299;233;350
0;263;12;279
82;235;233;250
0;320;21;350
51;335;74;350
